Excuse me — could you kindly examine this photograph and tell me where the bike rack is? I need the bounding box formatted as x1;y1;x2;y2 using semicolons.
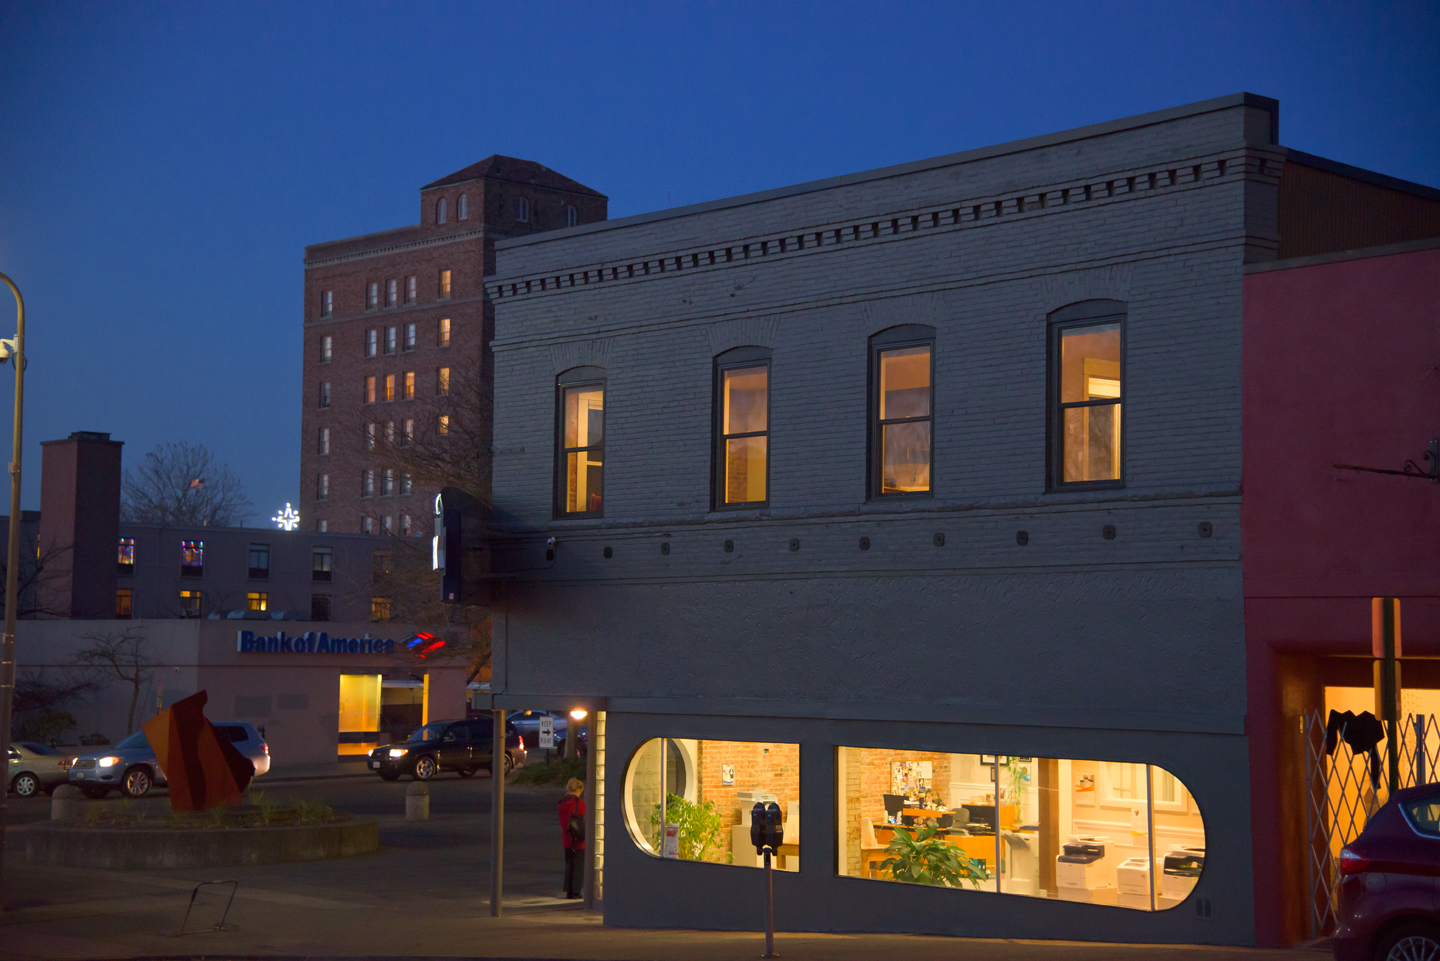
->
170;879;239;936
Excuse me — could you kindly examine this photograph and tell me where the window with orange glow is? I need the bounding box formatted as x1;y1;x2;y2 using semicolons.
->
716;358;768;507
871;331;933;497
1049;302;1125;489
559;381;604;515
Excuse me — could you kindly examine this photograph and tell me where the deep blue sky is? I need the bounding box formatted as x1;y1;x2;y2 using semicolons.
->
1;1;1437;524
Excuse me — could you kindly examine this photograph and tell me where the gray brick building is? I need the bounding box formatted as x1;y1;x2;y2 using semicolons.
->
481;94;1440;945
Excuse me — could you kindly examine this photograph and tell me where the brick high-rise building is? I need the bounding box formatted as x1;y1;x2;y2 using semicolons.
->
301;157;606;536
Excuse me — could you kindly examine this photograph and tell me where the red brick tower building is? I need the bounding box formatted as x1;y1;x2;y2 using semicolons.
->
301;157;606;536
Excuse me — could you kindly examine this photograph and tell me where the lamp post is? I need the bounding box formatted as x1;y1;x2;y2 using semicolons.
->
0;272;26;908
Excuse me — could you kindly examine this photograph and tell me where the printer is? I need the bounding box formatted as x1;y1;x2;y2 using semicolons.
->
1056;835;1113;897
1115;856;1157;909
1162;846;1204;899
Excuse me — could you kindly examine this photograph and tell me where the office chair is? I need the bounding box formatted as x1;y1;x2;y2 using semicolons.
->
882;794;905;824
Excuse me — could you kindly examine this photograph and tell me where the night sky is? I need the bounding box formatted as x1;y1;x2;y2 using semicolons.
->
1;1;1436;525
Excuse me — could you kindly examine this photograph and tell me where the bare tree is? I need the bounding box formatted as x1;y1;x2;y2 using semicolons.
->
11;669;101;743
121;441;255;527
345;361;492;507
0;534;73;620
75;627;157;736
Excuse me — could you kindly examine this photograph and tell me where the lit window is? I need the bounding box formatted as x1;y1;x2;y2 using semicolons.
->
117;537;135;575
439;269;452;298
318;427;330;455
715;350;769;508
317;473;329;501
386;279;397;308
319;382;331;408
382;469;394;496
870;326;934;497
458;193;468;220
366;422;376;451
405;277;416;304
516;197;529;222
180;540;204;576
565;205;577;228
115;588;133;619
366;329;378;357
321;335;332;363
384;374;396;402
370;596;391;621
386;327;397;354
438;317;451;347
247;592;268;612
367;282;379;310
438;414;450;435
364;376;376;404
248;543;270;579
436;197;447;224
403;372;415;400
834;746;1205;912
362;470;375;497
401;472;412;495
362;516;374;534
558;374;604;515
1050;301;1125;489
311;594;331;621
178;589;201;618
321;290;333;317
402;419;414;447
380;515;393;534
623;738;797;867
436;367;450;396
404;323;416;350
400;514;411;535
312;547;333;581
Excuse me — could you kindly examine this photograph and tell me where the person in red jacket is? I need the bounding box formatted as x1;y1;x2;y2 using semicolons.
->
558;777;586;899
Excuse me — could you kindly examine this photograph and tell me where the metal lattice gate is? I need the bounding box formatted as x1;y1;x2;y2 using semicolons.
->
1301;711;1439;938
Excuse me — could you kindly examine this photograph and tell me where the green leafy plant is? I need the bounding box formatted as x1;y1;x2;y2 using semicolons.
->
1004;757;1031;805
296;797;333;823
649;792;731;863
879;824;987;888
116;796;133;813
207;805;228;827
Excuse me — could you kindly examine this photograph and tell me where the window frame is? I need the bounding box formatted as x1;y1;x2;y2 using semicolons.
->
457;193;468;220
248;542;270;580
867;325;937;501
564;205;578;228
438;317;451;347
439;269;452;299
1046;300;1127;492
436;197;447;225
317;472;329;501
367;282;378;311
321;290;333;318
404;323;416;351
516;196;529;222
321;334;332;363
554;367;606;518
711;346;772;511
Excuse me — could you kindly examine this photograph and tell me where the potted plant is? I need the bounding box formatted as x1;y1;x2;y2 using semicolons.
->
879;824;987;888
649;792;732;863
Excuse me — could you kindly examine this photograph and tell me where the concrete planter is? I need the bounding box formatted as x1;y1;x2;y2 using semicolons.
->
26;818;379;870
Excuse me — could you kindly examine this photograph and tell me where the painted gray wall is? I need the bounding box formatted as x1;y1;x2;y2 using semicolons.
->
486;94;1277;943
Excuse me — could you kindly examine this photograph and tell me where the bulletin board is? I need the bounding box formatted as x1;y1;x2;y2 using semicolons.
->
891;760;932;796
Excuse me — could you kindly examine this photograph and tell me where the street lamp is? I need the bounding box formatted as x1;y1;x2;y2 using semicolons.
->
0;272;27;907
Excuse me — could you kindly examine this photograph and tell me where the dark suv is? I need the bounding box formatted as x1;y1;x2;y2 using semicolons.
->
1332;782;1440;961
368;718;524;781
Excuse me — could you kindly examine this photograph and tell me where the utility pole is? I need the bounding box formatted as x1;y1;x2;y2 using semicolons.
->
1372;596;1402;792
0;272;28;910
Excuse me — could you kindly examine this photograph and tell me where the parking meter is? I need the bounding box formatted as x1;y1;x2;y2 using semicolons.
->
750;802;767;854
764;801;783;850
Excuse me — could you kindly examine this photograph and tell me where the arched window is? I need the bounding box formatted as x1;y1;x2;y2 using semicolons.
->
458;193;468;220
516;196;530;222
564;205;578;228
713;346;771;509
869;324;935;498
1047;300;1126;489
436;198;447;224
556;366;605;516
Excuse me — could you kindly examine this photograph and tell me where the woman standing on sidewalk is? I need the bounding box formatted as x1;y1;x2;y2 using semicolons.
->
559;777;585;899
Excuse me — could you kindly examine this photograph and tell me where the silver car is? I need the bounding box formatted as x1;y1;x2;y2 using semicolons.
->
8;742;71;797
68;721;271;798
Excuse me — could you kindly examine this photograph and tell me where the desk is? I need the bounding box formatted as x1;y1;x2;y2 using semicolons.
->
776;842;799;871
871;826;994;878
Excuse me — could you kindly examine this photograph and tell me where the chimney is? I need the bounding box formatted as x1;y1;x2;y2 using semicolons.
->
38;431;123;618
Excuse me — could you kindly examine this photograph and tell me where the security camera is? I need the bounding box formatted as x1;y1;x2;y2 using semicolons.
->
546;536;558;548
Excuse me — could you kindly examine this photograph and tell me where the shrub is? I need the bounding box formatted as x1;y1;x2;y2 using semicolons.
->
511;755;586;786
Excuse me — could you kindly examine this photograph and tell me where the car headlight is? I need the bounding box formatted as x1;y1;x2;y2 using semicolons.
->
97;756;122;768
388;748;409;758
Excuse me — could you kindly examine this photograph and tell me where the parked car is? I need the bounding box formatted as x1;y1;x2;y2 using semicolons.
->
1332;782;1440;961
7;742;71;797
508;710;568;752
368;717;524;781
67;721;270;798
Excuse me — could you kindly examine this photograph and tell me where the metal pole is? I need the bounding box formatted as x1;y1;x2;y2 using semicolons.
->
1417;715;1427;787
1145;765;1157;913
490;708;505;916
0;272;25;909
763;847;776;959
1380;598;1401;793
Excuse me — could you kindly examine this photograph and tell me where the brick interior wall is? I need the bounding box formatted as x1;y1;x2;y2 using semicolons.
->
693;739;799;863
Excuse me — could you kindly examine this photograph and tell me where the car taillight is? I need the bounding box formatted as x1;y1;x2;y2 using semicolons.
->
1339;847;1372;875
262;743;269;755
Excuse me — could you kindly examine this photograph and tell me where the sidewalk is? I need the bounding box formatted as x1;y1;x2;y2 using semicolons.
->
258;758;375;783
